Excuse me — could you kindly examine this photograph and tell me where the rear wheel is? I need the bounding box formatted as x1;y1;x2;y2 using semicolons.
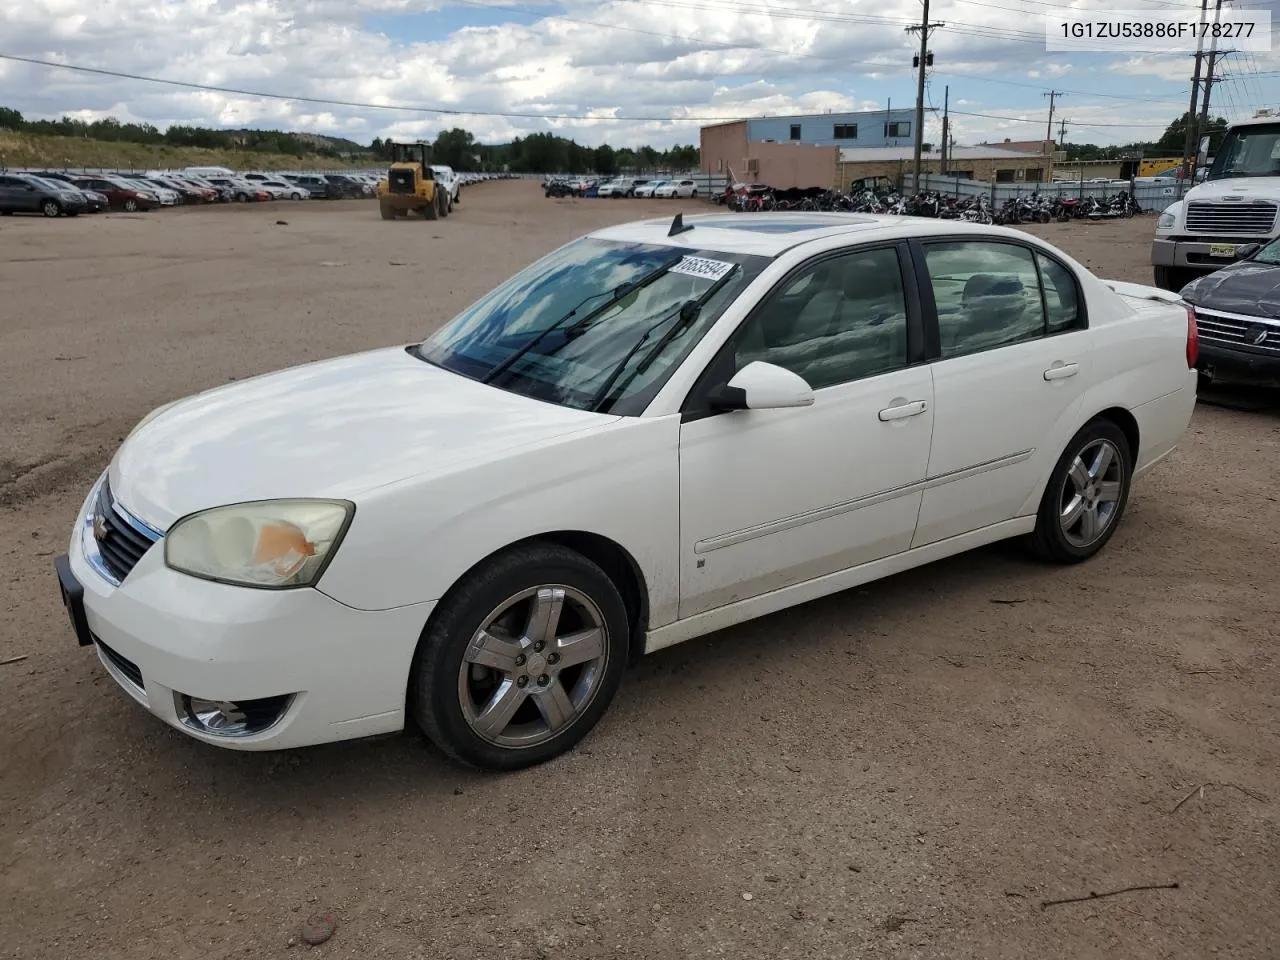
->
411;542;628;770
422;195;439;220
1030;418;1132;564
379;201;396;220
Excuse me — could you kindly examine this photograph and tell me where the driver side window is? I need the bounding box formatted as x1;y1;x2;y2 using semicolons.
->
730;247;909;390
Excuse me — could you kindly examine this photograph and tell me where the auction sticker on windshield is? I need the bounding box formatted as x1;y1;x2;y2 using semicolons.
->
670;256;736;282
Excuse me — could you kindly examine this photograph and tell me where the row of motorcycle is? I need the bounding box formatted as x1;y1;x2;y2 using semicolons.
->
719;186;1144;224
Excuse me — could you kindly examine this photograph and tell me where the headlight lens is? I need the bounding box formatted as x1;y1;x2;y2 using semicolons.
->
164;500;353;588
1158;211;1176;229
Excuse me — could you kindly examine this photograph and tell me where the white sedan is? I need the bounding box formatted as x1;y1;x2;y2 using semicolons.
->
633;181;667;198
655;179;700;198
55;213;1198;770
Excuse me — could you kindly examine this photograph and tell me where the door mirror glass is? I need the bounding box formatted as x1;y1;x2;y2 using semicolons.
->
709;361;815;411
1198;135;1211;159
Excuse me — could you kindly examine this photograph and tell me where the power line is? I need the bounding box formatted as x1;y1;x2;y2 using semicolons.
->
0;53;751;123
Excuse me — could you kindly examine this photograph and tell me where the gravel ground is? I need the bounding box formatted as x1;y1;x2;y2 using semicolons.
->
1;183;1277;960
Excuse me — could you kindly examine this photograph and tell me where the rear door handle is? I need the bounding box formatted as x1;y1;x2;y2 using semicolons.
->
878;400;929;421
1043;362;1079;381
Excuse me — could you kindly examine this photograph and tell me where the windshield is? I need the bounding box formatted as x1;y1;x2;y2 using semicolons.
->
416;236;769;415
1208;124;1280;180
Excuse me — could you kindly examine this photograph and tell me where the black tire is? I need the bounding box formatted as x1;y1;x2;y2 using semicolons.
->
123;199;138;213
441;192;450;218
1029;418;1133;565
379;202;395;220
423;194;439;220
1153;265;1198;293
41;200;62;218
411;542;629;771
691;189;698;198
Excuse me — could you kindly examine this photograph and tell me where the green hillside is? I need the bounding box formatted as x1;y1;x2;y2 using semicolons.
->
0;132;362;172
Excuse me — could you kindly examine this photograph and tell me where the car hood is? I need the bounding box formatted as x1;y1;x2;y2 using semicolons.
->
109;346;619;530
1182;260;1280;318
1186;177;1280;202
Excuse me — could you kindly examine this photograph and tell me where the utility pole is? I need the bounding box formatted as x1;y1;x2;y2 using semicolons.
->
1195;0;1231;178
941;85;949;174
1181;0;1211;181
1044;91;1064;147
906;1;943;192
1058;117;1068;146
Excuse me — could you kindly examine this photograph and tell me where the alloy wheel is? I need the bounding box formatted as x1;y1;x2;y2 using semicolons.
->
457;585;608;749
1059;438;1124;547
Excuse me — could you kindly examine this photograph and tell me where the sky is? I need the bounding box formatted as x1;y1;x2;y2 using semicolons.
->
0;0;1278;150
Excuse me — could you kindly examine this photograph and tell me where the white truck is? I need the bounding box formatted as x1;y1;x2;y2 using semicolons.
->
1152;115;1280;291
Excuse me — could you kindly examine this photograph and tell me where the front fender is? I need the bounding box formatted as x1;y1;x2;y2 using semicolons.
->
315;416;682;627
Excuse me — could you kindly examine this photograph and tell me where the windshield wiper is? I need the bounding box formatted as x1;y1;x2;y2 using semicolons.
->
589;264;739;413
482;254;684;386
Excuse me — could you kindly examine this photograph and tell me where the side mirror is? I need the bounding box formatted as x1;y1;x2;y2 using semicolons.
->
708;361;815;412
1198;135;1211;159
1236;242;1262;260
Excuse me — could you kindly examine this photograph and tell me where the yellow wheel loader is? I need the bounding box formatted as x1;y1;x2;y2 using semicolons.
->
377;141;450;220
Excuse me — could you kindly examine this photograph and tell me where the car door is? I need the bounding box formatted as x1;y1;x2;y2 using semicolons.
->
678;243;935;619
0;175;23;211
2;176;37;211
910;238;1092;547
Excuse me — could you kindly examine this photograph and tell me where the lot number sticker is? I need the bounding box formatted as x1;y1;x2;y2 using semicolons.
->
671;256;736;282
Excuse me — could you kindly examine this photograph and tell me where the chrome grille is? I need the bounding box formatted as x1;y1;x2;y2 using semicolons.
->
94;481;160;582
1185;201;1277;235
1194;311;1280;354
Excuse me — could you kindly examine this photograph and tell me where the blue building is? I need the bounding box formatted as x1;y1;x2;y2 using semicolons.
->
744;108;917;148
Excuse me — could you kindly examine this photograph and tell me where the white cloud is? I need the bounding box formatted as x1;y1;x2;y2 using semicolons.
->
0;0;1273;151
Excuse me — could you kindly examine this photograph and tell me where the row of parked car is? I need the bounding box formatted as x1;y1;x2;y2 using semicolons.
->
543;175;703;199
0;167;513;217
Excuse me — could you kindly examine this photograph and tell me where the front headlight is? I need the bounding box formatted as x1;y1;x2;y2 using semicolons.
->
1158;211;1176;229
164;500;354;589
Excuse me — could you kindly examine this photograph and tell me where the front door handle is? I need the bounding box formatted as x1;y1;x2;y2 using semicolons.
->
1043;362;1079;381
879;400;929;421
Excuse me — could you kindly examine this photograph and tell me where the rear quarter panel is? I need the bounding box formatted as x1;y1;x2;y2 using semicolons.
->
1015;276;1196;515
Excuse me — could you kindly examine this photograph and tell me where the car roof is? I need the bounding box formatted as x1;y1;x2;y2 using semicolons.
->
587;212;1034;257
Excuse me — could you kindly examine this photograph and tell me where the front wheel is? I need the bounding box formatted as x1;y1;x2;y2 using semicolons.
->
379;201;396;220
41;199;61;218
1029;419;1132;564
411;543;629;770
1153;265;1198;293
123;199;138;212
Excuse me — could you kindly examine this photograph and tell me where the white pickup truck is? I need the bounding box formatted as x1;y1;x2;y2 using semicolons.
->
1152;115;1280;292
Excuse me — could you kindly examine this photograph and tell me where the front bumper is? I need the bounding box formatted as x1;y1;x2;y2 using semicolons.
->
1152;237;1267;271
1198;341;1280;386
57;482;434;750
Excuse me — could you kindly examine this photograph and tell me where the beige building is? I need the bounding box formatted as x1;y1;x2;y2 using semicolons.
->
837;146;1053;189
700;119;839;189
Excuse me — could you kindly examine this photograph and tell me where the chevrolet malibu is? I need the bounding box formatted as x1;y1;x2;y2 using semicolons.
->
54;213;1199;770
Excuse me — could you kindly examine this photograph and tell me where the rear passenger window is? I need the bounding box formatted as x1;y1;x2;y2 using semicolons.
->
1037;254;1083;333
923;241;1047;359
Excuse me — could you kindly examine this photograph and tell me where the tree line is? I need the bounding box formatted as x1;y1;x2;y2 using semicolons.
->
1060;112;1229;161
0;106;365;157
0;102;1228;170
373;128;699;174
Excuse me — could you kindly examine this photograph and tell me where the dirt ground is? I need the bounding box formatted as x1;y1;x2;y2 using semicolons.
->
1;183;1277;960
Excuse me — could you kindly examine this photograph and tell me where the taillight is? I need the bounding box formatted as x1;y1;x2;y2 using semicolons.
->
1186;304;1199;368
